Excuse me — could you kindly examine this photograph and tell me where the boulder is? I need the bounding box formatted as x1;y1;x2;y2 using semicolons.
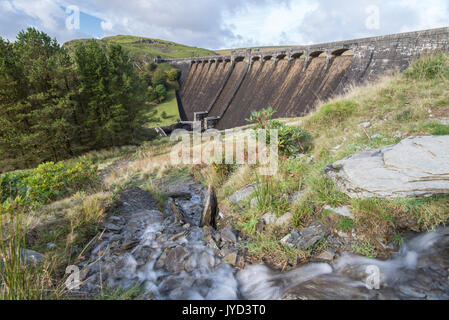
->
229;183;257;204
262;213;277;225
220;227;237;243
325;136;449;199
275;212;294;227
22;249;44;265
201;185;218;229
281;223;329;250
324;206;354;219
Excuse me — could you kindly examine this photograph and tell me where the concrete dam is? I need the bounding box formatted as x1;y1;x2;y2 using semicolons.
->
163;27;449;130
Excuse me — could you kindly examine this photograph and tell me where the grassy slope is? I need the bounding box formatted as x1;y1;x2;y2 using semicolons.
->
144;89;180;128
64;35;217;66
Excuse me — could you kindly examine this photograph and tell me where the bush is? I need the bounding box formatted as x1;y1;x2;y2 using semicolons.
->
155;84;167;103
246;107;276;129
0;157;100;208
247;108;313;156
167;69;180;81
405;53;449;80
152;69;168;88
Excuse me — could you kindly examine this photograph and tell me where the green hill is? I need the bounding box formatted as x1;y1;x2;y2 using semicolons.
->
64;35;217;69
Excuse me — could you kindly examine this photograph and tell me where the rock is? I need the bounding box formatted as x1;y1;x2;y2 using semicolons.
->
324;205;354;219
399;285;427;299
166;192;192;200
371;134;382;139
104;223;122;233
201;185;218;229
359;122;371;129
46;243;57;250
275;212;294;227
168;198;187;225
221;227;237;243
288;191;304;205
325;136;449;199
223;252;238;266
281;223;329;250
315;250;336;262
229;183;257;204
256;219;265;232
22;249;43;265
262;213;277;225
164;246;188;273
307;156;314;164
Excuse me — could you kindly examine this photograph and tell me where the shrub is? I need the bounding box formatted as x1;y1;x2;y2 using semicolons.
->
0;157;100;208
167;69;180;81
247;107;313;156
271;120;313;156
155;84;167;103
152;69;168;88
161;111;169;119
246;107;276;129
405;53;449;80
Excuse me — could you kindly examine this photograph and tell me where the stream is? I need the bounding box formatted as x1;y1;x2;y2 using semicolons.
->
79;179;449;300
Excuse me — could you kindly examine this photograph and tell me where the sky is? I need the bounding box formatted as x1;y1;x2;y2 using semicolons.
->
0;0;448;50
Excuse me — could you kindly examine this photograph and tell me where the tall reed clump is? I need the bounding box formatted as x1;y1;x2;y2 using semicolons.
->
0;208;49;299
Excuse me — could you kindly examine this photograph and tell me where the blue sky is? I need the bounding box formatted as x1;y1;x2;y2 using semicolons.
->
1;0;448;49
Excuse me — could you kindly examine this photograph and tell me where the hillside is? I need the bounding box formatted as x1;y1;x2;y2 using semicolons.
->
64;35;217;68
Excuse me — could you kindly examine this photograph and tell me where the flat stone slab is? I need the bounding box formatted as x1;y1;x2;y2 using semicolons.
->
325;136;449;199
229;183;258;204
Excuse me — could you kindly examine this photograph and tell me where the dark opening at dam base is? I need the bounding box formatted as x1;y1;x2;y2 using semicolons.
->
161;27;449;130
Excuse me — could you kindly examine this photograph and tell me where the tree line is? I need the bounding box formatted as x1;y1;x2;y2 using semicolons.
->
0;28;177;171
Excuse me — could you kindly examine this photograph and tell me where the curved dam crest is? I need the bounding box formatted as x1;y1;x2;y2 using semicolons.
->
164;27;449;130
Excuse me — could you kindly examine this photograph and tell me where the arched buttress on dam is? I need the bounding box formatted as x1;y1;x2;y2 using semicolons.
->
165;27;449;130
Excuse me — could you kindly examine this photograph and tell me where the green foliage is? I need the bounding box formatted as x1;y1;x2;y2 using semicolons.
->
152;69;168;88
167;69;180;81
246;107;276;129
0;212;47;299
154;84;167;103
352;241;377;258
270;120;313;156
337;217;355;231
247;108;313;156
405;53;449;80
432;124;449;136
310;100;358;126
0;29;151;171
0;157;100;208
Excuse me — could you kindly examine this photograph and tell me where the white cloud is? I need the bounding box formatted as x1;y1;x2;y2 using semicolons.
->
101;20;113;31
0;0;448;48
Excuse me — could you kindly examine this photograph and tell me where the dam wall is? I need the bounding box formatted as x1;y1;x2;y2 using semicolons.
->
163;27;449;130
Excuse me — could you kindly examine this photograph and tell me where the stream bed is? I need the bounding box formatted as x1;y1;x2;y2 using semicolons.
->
78;179;449;300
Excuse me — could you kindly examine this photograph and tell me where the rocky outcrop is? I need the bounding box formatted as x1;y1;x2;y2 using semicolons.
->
325;136;449;199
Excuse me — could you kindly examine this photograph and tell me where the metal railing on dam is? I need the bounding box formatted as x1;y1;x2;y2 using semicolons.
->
161;27;449;130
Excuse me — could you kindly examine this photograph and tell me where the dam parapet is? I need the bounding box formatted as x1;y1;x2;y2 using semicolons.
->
162;27;449;130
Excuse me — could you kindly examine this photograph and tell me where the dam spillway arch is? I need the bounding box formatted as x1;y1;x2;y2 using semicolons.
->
164;27;449;130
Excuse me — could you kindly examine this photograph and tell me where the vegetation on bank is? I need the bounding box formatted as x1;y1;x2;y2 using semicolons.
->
0;28;182;173
1;53;449;299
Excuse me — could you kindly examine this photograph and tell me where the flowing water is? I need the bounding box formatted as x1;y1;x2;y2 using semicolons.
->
80;182;449;300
